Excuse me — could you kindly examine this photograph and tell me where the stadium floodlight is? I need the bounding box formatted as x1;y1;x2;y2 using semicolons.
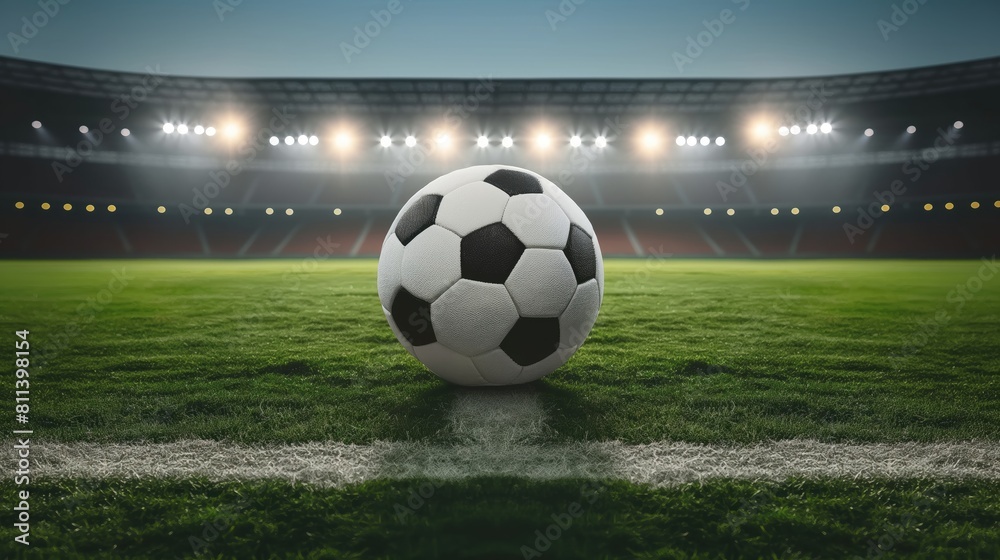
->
41;202;50;210
436;133;451;147
120;128;130;137
31;120;41;129
995;200;1000;208
945;202;954;210
655;208;664;216
881;204;890;212
699;136;710;146
477;135;490;148
298;134;308;146
205;126;217;136
753;123;770;138
791;207;800;215
162;123;174;134
643;133;660;150
832;206;841;213
224;123;240;138
726;208;735;216
63;203;72;211
971;201;980;209
335;133;352;148
771;208;779;215
594;136;607;148
269;136;279;146
265;207;274;215
864;128;874;137
569;135;582;148
333;208;343;216
204;208;213;215
309;135;319;146
923;203;933;211
778;126;789;136
703;208;712;215
806;124;818;135
284;136;294;145
790;125;801;135
225;208;233;215
286;208;294;216
501;136;513;148
536;133;551;149
686;136;697;146
157;206;166;214
380;135;393;147
79;125;89;134
906;125;916;134
14;201;24;209
405;135;418;147
675;135;686;146
954;120;964;129
194;125;205;135
177;124;189;135
715;136;725;146
820;122;833;134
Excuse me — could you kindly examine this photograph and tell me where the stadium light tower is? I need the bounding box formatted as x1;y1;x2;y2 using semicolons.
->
309;135;319;146
205;126;216;137
297;134;308;146
380;135;393;147
162;123;174;134
806;124;818;135
778;126;789;136
675;135;686;146
194;125;205;135
405;135;417;147
284;136;294;145
501;136;514;148
477;135;490;148
820;122;832;134
715;136;725;146
269;136;279;146
569;135;582;148
594;136;607;148
177;124;189;135
685;136;697;146
790;125;801;135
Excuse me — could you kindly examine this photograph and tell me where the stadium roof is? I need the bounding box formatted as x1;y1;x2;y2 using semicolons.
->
2;55;999;114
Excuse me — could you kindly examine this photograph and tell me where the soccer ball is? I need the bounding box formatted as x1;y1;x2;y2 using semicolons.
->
378;165;603;386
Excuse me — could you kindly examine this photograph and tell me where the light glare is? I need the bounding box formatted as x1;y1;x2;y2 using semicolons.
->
380;135;392;147
569;135;582;148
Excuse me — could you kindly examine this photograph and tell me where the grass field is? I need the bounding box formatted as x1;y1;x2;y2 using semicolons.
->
2;259;999;558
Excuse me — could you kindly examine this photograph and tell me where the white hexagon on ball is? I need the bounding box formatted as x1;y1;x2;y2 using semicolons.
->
378;164;603;386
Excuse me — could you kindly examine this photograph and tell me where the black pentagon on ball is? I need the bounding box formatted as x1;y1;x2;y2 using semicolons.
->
390;288;436;346
395;195;443;245
563;224;596;283
460;223;525;283
501;317;561;367
484;169;543;196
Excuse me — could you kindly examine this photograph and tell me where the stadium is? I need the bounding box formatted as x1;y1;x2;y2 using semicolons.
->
2;3;1000;558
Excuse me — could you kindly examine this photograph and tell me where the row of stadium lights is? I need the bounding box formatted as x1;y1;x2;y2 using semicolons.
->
654;200;998;216
31;120;965;148
15;200;997;215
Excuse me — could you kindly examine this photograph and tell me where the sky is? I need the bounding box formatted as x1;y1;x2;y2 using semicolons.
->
3;0;999;79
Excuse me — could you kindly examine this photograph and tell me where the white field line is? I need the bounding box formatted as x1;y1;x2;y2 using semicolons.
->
25;391;1000;486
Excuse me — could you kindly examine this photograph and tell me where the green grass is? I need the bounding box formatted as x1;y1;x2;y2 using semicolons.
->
4;477;999;559
1;259;998;444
